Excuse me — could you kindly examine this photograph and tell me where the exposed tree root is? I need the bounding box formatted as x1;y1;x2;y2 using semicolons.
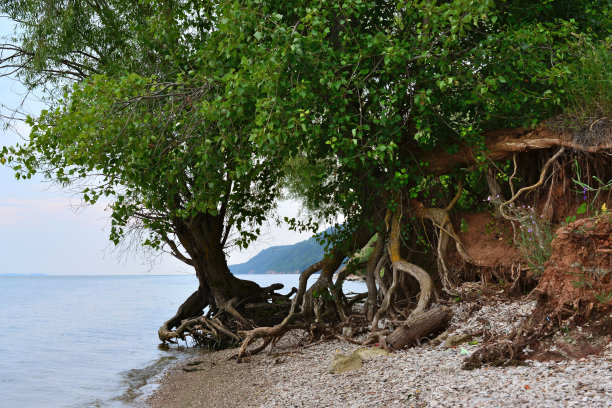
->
364;233;385;320
235;244;363;359
233;224;386;359
371;262;400;333
158;281;293;347
373;253;391;298
388;210;435;317
358;206;453;350
158;287;212;343
423;124;612;176
410;181;475;295
499;147;564;222
160;187;467;357
237;325;290;362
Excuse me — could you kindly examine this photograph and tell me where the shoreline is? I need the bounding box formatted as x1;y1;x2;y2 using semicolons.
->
146;345;280;408
148;299;612;408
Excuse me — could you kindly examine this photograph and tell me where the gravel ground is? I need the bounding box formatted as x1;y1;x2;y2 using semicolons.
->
147;299;612;408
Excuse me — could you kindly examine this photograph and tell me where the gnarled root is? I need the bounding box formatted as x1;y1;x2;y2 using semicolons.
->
237;325;289;362
363;208;448;349
176;316;242;346
159;281;292;347
158;287;211;343
235;254;345;360
364;233;385;321
236;226;376;360
389;210;434;317
371;260;398;333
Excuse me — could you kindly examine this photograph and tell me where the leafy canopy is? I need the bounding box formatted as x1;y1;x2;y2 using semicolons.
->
1;0;305;251
1;0;609;254
246;0;611;233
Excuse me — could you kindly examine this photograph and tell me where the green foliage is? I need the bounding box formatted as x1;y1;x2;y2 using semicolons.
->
1;0;608;264
573;159;612;215
275;0;607;243
0;0;305;253
460;218;469;233
515;218;554;277
594;290;612;304
567;262;609;293
558;39;612;129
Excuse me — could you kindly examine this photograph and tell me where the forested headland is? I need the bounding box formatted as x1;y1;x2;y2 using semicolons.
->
1;0;610;367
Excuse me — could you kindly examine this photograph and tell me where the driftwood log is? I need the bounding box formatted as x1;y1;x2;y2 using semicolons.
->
386;305;453;350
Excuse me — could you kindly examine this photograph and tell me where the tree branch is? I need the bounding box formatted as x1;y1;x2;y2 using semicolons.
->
164;237;194;266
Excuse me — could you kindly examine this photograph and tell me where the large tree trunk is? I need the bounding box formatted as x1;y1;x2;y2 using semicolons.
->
176;213;264;309
191;248;261;310
159;213;273;343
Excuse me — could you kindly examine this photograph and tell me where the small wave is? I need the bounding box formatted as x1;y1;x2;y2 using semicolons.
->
112;347;201;406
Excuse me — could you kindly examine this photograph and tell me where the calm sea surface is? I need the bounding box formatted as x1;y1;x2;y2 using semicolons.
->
0;274;365;407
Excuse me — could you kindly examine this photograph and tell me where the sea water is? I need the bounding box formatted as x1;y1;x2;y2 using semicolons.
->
0;274;365;407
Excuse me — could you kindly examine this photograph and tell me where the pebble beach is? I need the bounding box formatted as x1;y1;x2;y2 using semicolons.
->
148;299;612;408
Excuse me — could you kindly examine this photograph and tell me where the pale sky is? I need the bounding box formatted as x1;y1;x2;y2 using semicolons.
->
0;19;313;276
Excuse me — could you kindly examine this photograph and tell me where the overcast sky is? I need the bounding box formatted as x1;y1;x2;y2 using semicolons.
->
0;18;313;276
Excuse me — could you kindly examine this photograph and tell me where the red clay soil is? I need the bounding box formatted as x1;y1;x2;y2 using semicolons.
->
455;212;523;268
535;215;612;315
450;212;531;294
527;215;612;361
464;213;611;368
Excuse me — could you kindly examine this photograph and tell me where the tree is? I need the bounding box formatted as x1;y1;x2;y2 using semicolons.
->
2;0;609;357
233;0;611;354
0;0;311;344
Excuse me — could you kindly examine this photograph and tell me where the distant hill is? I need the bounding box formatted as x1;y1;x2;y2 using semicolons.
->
229;235;325;274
